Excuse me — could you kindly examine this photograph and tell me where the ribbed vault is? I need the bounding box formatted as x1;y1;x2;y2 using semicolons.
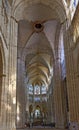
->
24;31;53;87
16;0;67;88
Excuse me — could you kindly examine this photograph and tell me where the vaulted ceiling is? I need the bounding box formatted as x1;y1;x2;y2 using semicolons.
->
12;0;66;23
13;0;67;88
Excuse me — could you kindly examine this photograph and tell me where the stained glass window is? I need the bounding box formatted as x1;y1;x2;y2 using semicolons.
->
34;97;40;102
34;85;40;95
41;86;47;94
29;85;33;94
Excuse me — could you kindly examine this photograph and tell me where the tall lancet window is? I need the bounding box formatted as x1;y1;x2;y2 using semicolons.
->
34;85;40;95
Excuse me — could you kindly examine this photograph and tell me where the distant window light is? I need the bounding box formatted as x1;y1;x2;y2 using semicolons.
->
69;0;79;20
29;85;33;94
72;0;79;8
34;97;40;101
42;86;47;94
34;85;40;95
35;109;40;118
73;0;76;6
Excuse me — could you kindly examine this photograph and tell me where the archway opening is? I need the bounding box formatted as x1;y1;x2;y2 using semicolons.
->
16;1;67;129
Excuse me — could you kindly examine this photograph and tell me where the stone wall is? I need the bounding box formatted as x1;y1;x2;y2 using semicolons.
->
0;1;17;130
0;0;79;130
63;4;79;129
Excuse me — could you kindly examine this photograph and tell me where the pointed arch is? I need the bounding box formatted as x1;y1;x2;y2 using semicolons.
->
0;36;6;115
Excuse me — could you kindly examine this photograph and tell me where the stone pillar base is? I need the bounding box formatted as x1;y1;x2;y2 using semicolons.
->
69;122;79;130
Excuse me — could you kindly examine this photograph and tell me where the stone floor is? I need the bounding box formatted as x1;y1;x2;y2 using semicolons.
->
16;126;68;130
17;128;67;130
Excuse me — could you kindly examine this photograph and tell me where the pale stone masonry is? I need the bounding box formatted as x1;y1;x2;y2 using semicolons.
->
0;1;79;130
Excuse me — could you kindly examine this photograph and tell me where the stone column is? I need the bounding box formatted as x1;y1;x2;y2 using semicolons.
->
46;91;49;123
46;88;52;124
50;95;53;123
49;80;55;124
33;86;35;103
5;17;17;130
51;94;55;124
64;24;79;130
17;57;23;128
21;60;26;127
17;58;26;128
61;78;68;128
10;19;18;130
40;87;42;102
0;74;7;130
53;57;64;128
25;82;29;122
